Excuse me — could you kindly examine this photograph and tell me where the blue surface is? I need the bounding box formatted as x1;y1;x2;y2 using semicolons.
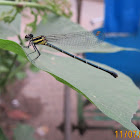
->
85;0;140;85
104;0;140;33
85;29;140;85
94;28;140;49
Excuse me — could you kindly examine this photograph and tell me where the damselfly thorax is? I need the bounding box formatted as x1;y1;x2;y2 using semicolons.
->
32;36;48;45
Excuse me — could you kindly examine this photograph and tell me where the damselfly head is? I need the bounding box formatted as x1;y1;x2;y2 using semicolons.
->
25;34;33;40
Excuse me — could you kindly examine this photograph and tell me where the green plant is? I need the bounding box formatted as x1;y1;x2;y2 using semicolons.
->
0;0;72;92
1;14;140;137
0;0;72;139
0;0;140;139
0;0;72;32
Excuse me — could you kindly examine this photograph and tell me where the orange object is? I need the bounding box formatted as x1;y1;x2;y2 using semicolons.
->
96;31;101;36
7;110;31;121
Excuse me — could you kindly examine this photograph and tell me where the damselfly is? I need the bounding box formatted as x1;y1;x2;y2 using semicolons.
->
24;32;118;78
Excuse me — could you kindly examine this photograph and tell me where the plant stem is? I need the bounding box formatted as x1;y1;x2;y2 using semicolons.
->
0;1;63;16
1;54;18;87
18;35;24;46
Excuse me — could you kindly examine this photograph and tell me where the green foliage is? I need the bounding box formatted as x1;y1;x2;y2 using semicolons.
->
0;0;72;93
0;6;21;39
0;39;27;92
0;40;25;57
13;124;35;140
0;6;22;23
0;39;26;58
0;6;28;92
29;64;39;72
0;0;140;139
24;42;140;133
0;128;8;140
0;35;140;134
0;0;72;32
0;0;72;139
0;11;140;134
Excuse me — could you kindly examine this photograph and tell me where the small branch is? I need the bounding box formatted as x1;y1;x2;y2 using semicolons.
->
0;1;63;16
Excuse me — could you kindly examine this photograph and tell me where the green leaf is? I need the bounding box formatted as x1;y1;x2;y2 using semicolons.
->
0;39;26;58
14;124;35;140
34;14;140;53
0;65;9;72
22;47;140;132
17;55;27;63
0;128;8;140
29;64;39;72
0;35;140;133
0;6;21;39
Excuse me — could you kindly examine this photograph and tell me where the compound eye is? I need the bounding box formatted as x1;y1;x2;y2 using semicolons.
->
29;34;33;38
25;34;33;40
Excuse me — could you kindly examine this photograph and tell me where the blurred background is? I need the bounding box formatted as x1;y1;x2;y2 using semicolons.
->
1;0;140;140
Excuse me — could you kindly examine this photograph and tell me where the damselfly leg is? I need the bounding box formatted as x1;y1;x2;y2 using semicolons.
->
23;41;40;62
30;44;41;62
